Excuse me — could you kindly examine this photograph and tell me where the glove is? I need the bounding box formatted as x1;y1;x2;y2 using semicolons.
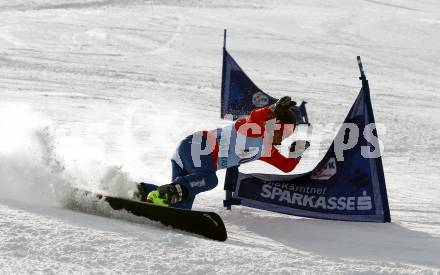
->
289;140;310;159
270;96;297;120
156;183;186;205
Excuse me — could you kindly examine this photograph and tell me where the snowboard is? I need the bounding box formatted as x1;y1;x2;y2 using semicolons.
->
70;188;227;242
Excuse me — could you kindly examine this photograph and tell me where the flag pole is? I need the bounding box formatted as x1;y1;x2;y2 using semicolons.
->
357;56;369;90
220;29;228;118
223;29;227;48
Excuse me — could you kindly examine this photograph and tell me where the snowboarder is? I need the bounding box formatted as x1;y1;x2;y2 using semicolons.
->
137;96;310;209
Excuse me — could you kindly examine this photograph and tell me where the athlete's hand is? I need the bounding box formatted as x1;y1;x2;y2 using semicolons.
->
288;140;310;159
270;96;296;118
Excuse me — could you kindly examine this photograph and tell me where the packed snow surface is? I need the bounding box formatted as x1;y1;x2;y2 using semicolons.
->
1;0;439;273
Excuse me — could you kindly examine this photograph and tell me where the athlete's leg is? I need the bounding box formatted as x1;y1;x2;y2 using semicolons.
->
170;134;218;209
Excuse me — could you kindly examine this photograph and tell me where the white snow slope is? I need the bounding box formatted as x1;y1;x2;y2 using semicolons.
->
1;0;440;274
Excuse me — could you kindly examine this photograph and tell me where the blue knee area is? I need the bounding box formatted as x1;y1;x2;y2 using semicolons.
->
171;172;217;210
173;171;218;199
198;171;218;191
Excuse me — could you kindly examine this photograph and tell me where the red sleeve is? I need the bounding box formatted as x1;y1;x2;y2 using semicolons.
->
246;106;272;125
259;146;300;173
235;106;273;137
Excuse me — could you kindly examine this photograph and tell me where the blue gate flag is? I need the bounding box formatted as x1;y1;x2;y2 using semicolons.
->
220;48;310;125
223;61;391;222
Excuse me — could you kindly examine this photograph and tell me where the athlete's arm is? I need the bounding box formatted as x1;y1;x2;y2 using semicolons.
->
246;106;274;125
259;146;300;173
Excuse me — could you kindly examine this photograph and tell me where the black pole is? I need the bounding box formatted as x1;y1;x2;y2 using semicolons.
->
357;56;366;80
223;29;227;48
357;56;369;90
220;29;227;118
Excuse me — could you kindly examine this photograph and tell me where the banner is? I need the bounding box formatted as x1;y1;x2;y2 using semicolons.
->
220;48;310;125
223;70;391;222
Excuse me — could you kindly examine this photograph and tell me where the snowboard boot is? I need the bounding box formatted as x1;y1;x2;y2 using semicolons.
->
146;190;171;207
147;183;187;207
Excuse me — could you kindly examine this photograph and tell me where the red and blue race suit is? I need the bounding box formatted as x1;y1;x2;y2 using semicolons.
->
169;106;300;209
